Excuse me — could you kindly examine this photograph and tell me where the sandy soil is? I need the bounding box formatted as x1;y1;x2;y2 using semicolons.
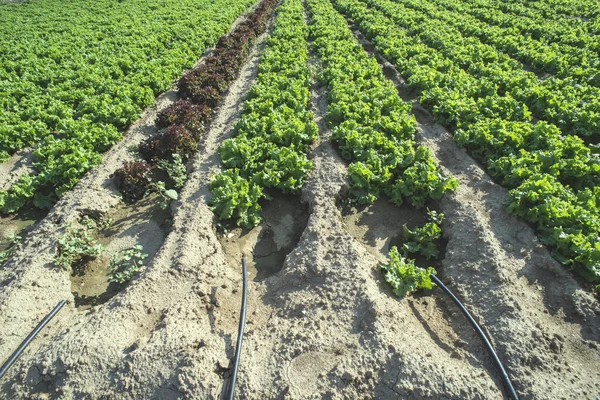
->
0;2;599;400
0;149;34;192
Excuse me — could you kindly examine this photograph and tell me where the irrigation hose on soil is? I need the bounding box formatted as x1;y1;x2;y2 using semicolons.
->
0;299;67;380
430;274;519;400
227;257;248;400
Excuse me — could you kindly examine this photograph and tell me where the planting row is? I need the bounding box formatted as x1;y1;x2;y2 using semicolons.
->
500;0;600;22
210;0;316;228
113;0;278;208
428;0;600;82
306;0;452;297
332;0;600;288
0;0;256;214
359;0;600;141
306;0;456;207
435;0;600;57
472;0;591;30
346;0;600;192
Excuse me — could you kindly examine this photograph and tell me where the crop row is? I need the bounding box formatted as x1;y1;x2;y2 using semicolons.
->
434;0;600;56
332;0;600;286
210;0;317;228
359;0;600;141
467;0;600;35
476;0;600;32
428;0;600;81
504;0;600;21
306;0;456;207
113;0;278;206
351;0;600;192
0;0;256;214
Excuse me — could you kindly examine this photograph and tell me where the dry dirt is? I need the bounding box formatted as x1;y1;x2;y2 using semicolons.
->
0;149;34;192
0;2;599;400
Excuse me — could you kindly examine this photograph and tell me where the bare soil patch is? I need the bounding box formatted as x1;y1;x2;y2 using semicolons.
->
70;193;171;310
220;194;309;282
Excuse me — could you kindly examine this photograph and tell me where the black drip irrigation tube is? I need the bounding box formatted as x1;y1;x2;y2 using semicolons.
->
226;257;248;400
0;299;67;380
430;274;519;400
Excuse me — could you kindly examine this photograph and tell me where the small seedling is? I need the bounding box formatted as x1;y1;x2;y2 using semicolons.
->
148;181;178;209
98;217;114;230
0;233;23;265
108;245;148;284
157;154;188;188
55;224;104;270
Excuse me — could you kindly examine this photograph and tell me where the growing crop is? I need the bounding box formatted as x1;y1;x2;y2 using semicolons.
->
108;245;148;284
113;161;153;204
402;210;444;260
210;0;317;228
381;246;436;297
55;224;104;271
209;170;265;229
156;101;212;136
307;0;457;207
140;125;198;163
0;0;258;213
0;233;22;265
148;181;179;210
332;0;600;285
157;154;188;189
110;0;277;209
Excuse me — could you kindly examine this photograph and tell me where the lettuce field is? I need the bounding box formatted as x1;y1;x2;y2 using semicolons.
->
0;0;599;399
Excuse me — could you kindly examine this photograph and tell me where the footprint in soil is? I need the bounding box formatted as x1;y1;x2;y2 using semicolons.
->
220;194;309;281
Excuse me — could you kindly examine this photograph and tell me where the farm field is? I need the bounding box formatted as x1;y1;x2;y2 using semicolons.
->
0;0;599;398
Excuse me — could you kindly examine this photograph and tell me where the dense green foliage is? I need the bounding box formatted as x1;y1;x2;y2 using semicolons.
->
211;0;317;228
353;0;600;141
402;210;445;260
381;246;436;297
424;0;600;82
381;211;444;297
0;0;256;213
112;0;276;209
332;0;600;285
307;0;457;207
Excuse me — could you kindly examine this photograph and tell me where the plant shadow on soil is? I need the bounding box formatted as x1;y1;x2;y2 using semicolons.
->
70;193;171;310
478;188;600;344
341;196;446;271
219;193;309;282
342;196;493;372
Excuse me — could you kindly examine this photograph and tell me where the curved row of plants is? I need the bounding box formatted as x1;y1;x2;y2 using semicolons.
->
397;0;599;74
306;0;456;208
478;0;593;38
0;0;257;214
113;0;278;208
209;0;317;229
44;0;278;282
332;0;600;289
359;0;600;142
